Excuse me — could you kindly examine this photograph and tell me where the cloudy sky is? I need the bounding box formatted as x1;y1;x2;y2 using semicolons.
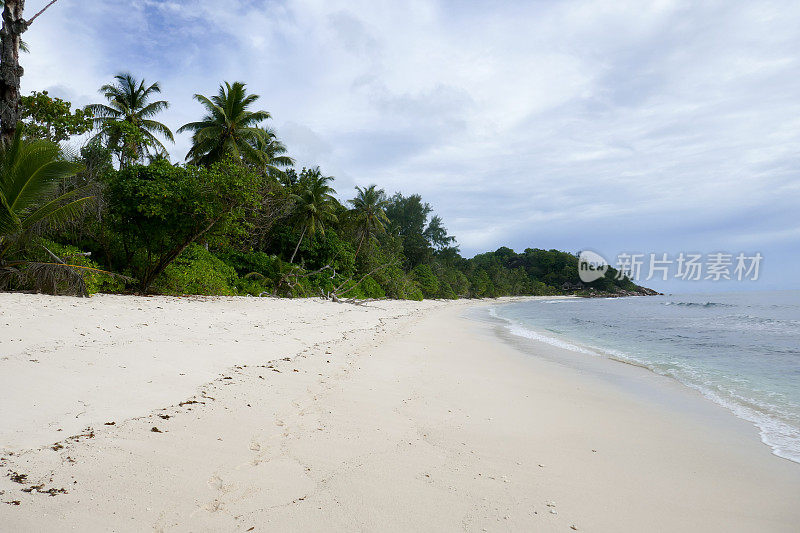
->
21;0;800;291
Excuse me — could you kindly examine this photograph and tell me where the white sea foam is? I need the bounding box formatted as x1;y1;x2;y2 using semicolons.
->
489;307;598;356
681;381;800;463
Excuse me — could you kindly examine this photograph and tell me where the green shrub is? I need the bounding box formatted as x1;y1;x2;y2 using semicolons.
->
357;276;385;299
218;250;290;295
411;264;439;298
436;280;457;299
234;275;272;297
337;275;386;299
153;244;238;295
219;250;284;279
371;265;420;300
403;282;424;301
431;265;467;299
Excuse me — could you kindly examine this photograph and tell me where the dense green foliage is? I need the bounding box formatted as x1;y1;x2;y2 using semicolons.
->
20;91;93;143
104;158;262;292
4;78;650;299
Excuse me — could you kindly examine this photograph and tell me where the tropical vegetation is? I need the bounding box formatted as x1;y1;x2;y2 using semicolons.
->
177;81;271;167
87;73;174;167
0;27;649;299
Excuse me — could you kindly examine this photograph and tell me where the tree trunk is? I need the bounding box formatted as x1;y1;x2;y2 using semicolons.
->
0;0;26;144
289;225;306;263
139;213;226;293
354;232;365;260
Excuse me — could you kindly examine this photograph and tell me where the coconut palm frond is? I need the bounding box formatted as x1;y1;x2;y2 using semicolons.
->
179;82;276;167
89;73;174;165
0;133;87;261
21;191;95;233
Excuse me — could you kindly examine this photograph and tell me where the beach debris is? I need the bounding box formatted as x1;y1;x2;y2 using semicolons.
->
8;472;27;484
4;500;20;505
104;421;115;426
67;428;95;441
571;526;579;531
538;464;545;468
158;414;170;420
150;427;162;433
21;484;67;496
549;509;558;515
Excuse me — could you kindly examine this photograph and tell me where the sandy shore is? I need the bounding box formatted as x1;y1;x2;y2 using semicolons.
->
1;293;799;531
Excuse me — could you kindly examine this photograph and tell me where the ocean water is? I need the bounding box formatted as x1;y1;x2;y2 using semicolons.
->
489;290;800;463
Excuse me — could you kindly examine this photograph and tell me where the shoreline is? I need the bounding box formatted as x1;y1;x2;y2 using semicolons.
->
483;297;800;465
1;294;799;530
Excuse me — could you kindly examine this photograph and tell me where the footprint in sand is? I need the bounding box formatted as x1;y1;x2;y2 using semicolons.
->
207;474;223;491
205;499;223;513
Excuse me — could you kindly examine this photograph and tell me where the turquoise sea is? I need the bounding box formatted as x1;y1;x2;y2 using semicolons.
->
489;290;800;463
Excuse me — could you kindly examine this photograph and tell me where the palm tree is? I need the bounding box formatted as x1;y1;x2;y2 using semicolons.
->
0;133;96;293
289;168;338;263
250;126;294;178
0;134;86;254
87;73;174;166
348;185;389;259
178;81;271;167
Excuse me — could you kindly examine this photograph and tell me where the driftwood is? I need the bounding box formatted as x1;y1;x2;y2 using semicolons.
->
330;260;396;299
273;263;332;297
250;250;396;305
311;260;398;305
342;297;387;306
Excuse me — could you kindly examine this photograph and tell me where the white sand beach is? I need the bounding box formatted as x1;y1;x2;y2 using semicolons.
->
1;293;799;532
